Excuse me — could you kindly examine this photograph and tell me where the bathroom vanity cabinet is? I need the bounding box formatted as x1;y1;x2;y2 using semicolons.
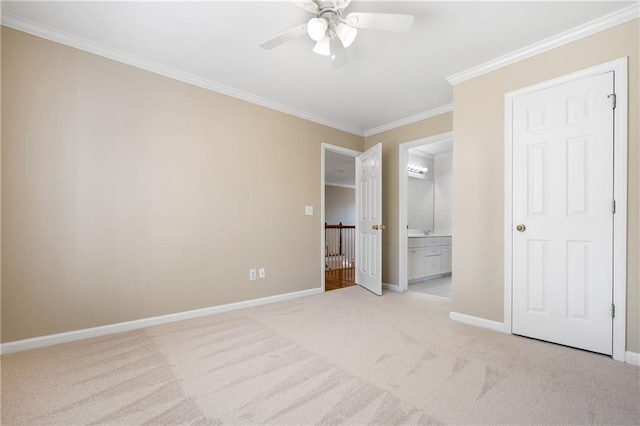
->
408;236;452;281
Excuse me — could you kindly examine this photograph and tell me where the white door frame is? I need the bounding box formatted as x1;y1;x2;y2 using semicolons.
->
504;57;628;361
321;143;362;292
398;131;453;292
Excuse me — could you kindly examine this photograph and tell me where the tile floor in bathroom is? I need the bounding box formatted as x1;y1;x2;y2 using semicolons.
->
408;275;452;298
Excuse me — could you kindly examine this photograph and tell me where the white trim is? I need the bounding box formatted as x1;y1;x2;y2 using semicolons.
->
611;59;629;363
324;183;356;189
323;144;362;158
398;131;454;292
504;57;628;362
504;94;514;335
364;104;453;137
321;143;361;293
407;291;450;302
0;288;322;355
399;146;408;292
449;311;506;333
383;282;402;292
625;351;640;366
447;4;639;85
409;272;450;283
0;14;363;137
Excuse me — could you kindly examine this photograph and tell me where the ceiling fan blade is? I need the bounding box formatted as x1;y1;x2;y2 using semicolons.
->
334;0;352;10
295;0;318;14
345;12;414;32
259;24;308;50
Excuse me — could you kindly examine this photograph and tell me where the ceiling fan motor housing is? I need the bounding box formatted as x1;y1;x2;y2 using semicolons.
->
314;10;341;36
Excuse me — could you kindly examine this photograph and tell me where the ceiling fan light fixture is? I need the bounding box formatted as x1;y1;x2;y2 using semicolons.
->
336;22;357;48
307;17;328;41
312;36;331;56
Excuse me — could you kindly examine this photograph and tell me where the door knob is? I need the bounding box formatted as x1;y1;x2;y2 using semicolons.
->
516;224;526;232
372;225;386;231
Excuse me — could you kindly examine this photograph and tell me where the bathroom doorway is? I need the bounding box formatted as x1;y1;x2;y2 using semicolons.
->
398;132;453;297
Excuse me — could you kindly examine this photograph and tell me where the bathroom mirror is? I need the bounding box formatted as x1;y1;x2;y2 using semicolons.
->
408;177;434;231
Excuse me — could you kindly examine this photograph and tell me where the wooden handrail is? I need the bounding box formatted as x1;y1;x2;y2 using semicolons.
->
325;222;355;229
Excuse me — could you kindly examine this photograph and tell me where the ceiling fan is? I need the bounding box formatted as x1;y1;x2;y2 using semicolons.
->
259;0;415;66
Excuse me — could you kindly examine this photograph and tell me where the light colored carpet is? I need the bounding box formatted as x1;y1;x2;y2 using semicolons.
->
2;286;639;425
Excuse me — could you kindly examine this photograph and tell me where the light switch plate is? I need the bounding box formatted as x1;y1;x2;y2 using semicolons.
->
305;206;313;216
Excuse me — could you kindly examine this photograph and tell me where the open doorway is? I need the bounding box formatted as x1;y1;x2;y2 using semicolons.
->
321;144;360;292
398;132;453;297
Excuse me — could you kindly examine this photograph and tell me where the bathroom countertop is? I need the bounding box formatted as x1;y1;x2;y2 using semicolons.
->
408;233;452;238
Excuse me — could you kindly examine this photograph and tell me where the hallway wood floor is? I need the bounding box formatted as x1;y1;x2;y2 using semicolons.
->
325;267;355;291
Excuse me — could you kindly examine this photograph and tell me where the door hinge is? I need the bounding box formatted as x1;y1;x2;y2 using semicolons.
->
608;93;616;109
611;304;615;318
612;199;616;214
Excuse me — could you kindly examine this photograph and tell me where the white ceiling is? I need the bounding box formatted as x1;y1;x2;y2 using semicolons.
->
2;1;635;135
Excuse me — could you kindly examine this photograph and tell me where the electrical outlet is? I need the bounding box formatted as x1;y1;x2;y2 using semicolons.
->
249;269;257;281
259;268;266;278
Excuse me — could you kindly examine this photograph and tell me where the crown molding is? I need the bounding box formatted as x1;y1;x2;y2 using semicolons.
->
364;103;453;137
1;13;365;137
447;3;639;86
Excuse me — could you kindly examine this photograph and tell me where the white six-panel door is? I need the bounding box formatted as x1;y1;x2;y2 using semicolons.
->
356;143;383;296
512;72;614;355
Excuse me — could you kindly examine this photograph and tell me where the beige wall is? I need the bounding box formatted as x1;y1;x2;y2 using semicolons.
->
364;113;453;285
452;19;639;352
1;27;364;343
0;26;3;344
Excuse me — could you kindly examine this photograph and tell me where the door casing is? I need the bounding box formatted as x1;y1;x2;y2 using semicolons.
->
504;57;628;361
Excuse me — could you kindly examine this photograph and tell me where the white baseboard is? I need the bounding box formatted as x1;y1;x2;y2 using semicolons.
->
626;351;640;366
0;287;323;355
449;314;638;364
409;292;451;302
382;282;402;292
449;311;507;333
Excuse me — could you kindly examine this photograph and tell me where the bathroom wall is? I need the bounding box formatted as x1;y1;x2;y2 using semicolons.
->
407;152;435;230
434;154;453;233
407;178;434;231
408;152;434;180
